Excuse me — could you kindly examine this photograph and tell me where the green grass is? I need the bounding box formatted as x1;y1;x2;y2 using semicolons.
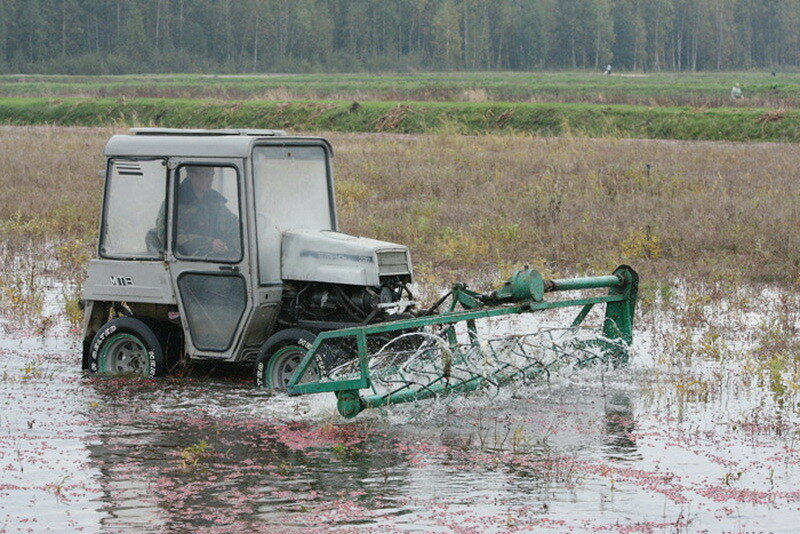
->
1;71;799;108
1;97;799;142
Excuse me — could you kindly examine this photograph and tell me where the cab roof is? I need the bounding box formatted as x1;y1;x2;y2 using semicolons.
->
104;128;333;158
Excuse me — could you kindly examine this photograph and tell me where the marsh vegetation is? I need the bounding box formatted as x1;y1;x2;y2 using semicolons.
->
1;125;799;307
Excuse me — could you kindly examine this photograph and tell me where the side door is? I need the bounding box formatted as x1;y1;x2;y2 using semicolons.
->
166;159;252;360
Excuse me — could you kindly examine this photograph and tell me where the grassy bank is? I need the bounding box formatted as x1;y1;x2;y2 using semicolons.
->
2;126;800;294
2;97;800;142
3;71;800;108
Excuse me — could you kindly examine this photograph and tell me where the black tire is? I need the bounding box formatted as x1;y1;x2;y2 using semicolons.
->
88;317;167;377
146;319;183;372
254;328;317;390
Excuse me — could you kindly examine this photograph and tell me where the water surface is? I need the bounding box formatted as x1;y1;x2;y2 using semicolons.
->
2;289;799;533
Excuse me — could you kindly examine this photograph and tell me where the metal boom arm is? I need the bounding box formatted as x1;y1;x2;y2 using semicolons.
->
287;265;638;418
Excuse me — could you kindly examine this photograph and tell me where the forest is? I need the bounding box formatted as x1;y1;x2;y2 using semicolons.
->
1;0;799;74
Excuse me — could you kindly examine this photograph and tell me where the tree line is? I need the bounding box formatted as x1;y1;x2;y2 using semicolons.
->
1;0;799;74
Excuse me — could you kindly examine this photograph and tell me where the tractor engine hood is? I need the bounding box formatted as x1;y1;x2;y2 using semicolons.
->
281;229;413;287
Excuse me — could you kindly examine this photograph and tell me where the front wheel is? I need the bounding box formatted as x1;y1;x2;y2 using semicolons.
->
255;328;319;390
88;317;166;377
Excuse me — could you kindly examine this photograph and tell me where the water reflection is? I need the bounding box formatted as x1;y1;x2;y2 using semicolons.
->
83;374;418;531
83;374;638;531
6;321;800;532
602;393;640;461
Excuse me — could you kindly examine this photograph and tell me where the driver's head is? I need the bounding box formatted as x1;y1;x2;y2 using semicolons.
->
186;166;214;195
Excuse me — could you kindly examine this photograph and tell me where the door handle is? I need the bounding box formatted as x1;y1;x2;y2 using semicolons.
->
219;265;240;272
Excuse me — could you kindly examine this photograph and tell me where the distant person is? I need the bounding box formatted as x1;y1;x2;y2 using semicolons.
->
731;83;743;101
604;64;612;76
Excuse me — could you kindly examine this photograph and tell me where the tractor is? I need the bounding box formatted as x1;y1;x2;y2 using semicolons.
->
81;128;637;418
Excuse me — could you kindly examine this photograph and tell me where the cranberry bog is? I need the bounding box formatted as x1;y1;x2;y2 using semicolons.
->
3;282;800;533
2;127;800;533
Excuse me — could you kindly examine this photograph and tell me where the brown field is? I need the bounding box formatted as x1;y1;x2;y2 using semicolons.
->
1;125;799;300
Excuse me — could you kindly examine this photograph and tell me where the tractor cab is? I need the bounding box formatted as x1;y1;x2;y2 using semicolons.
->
81;129;414;382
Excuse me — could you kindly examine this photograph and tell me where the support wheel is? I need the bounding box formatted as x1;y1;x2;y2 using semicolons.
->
88;317;167;377
255;328;319;390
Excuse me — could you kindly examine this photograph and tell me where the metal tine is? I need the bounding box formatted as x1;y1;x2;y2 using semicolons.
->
330;322;627;402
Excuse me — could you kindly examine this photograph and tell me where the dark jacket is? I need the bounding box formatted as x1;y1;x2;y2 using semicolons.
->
155;179;240;260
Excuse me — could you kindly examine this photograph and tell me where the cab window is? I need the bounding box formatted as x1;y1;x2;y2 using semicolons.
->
173;165;242;263
100;159;167;259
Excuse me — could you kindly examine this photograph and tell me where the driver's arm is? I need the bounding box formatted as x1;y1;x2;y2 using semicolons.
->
176;233;216;257
174;203;217;257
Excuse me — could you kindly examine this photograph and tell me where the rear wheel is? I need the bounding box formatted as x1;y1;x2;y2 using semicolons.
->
88;317;166;377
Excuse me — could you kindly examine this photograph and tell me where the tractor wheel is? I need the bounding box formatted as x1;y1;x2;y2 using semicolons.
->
255;328;319;390
88;317;167;378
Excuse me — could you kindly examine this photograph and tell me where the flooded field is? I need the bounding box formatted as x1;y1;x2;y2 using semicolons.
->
2;284;799;533
2;125;800;532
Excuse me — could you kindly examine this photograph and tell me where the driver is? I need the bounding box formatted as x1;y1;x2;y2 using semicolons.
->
154;166;240;260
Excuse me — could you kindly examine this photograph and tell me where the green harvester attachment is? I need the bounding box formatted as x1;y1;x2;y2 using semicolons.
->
287;265;638;418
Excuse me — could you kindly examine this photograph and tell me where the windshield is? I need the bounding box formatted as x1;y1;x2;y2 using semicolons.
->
252;145;333;284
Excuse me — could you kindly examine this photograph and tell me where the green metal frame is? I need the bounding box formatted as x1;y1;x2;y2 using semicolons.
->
287;265;638;418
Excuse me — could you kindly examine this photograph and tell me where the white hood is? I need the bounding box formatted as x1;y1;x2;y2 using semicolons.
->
281;229;412;286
